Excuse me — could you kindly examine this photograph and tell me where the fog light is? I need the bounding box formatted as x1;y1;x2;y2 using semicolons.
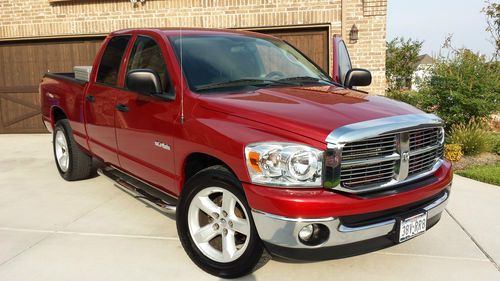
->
298;224;314;241
298;223;330;246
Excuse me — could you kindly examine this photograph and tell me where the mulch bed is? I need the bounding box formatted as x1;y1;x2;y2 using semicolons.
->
452;152;500;170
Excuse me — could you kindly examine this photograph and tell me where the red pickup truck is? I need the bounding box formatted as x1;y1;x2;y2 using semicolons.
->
40;28;452;278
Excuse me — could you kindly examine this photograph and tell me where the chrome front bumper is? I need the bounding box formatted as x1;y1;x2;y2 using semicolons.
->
252;190;449;249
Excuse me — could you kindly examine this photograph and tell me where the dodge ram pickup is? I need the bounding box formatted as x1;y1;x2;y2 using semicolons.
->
40;28;452;278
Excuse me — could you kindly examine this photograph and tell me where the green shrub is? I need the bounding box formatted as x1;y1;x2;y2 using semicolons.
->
448;119;493;155
492;133;500;155
385;90;422;108
419;49;500;128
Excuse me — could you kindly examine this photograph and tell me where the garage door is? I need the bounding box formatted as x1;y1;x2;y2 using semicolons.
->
0;28;328;134
255;27;329;73
0;38;104;133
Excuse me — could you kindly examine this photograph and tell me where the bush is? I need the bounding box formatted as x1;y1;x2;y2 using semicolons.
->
448;119;493;155
419;49;500;128
385;90;422;108
444;144;463;161
492;132;500;155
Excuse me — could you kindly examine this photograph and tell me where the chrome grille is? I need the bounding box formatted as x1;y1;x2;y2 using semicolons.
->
342;134;397;160
338;127;444;191
341;159;396;188
409;128;442;151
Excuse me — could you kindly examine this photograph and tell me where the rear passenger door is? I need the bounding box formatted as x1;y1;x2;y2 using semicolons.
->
85;36;131;166
114;35;178;195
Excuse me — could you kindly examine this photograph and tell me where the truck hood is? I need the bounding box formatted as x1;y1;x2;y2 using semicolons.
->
197;85;423;143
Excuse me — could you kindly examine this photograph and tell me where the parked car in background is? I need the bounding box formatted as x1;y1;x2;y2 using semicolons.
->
40;28;452;278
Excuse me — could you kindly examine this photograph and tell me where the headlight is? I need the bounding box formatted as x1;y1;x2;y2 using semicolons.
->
245;142;323;187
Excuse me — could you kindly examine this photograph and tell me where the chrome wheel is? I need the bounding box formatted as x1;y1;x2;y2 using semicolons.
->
187;187;251;263
55;130;69;172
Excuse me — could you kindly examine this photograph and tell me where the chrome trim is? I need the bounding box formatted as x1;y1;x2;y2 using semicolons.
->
325;114;443;144
396;132;410;180
252;188;449;249
409;143;442;156
324;114;445;193
341;153;400;167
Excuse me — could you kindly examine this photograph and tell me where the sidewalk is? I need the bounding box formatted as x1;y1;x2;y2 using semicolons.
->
0;134;499;281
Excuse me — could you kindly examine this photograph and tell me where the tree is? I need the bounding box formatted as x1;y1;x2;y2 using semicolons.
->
482;1;500;58
419;48;500;127
385;37;423;91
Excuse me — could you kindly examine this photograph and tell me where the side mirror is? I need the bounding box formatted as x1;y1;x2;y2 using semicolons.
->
344;68;372;88
126;69;162;96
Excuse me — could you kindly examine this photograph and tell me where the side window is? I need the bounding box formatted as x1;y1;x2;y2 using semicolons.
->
337;40;352;85
96;36;131;85
127;36;171;94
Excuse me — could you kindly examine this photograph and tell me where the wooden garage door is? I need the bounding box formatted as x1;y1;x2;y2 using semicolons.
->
255;27;329;73
0;37;104;133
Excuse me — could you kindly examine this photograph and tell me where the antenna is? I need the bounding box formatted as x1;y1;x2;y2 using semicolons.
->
179;26;185;125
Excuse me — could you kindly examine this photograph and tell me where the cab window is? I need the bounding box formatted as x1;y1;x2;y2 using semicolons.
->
126;36;172;95
96;36;131;86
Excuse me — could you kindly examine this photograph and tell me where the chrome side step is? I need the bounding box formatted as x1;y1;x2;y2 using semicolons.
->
97;167;177;213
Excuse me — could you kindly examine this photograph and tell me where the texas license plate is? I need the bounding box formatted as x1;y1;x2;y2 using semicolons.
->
398;212;427;243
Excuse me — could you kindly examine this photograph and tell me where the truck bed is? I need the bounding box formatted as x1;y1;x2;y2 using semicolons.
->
44;72;88;86
40;72;89;150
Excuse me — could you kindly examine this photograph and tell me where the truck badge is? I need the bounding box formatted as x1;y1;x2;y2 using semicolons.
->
154;141;171;151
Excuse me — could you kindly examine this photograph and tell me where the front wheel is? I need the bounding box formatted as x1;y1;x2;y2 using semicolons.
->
177;166;269;278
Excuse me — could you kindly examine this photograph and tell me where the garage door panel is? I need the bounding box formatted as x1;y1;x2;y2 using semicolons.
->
0;37;104;133
0;92;44;133
256;28;329;72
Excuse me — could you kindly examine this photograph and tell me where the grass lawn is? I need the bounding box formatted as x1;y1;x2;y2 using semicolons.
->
456;164;500;186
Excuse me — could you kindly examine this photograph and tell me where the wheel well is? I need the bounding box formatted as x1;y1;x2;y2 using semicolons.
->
52;107;67;124
184;153;237;184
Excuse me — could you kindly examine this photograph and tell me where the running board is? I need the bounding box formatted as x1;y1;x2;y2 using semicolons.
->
97;167;177;213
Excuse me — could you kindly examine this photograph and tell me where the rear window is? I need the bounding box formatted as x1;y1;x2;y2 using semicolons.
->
96;36;131;85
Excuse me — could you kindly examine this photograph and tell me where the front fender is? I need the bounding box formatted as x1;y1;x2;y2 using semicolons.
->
173;106;326;192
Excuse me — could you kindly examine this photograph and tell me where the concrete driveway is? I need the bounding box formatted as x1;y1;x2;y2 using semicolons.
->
0;134;499;281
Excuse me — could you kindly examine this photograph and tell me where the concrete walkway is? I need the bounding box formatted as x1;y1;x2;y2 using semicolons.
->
0;134;499;281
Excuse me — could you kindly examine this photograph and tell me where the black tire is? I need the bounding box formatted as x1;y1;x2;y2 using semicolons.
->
53;119;93;181
177;165;269;278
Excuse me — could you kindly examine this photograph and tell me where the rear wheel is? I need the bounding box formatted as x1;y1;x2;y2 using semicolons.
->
53;119;92;181
177;166;269;278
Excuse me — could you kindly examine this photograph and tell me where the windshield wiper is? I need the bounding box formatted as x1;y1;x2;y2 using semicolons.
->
278;76;339;86
194;78;299;91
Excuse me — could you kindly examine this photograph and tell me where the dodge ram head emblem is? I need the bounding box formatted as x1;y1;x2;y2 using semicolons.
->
402;151;410;161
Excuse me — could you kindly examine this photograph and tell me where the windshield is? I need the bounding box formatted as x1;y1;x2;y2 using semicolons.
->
169;35;333;92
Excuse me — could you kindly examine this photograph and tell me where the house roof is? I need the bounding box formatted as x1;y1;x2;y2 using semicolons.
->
416;54;434;65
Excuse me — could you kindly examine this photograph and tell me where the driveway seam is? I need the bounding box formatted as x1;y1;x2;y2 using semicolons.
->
0;227;178;240
0;232;52;268
445;208;500;272
376;252;490;262
0;191;120;268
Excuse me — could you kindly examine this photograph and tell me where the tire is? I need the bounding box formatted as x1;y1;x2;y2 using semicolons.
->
177;165;269;278
53;119;93;181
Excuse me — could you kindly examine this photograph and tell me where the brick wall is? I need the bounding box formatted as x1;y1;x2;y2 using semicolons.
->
0;0;387;94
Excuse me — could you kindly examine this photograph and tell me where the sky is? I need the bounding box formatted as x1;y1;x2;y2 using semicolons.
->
387;0;496;57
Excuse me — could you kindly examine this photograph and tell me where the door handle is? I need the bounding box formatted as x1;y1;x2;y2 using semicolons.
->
116;104;129;112
85;95;95;103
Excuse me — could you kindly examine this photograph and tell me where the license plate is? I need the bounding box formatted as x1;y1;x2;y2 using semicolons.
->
398;212;427;243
